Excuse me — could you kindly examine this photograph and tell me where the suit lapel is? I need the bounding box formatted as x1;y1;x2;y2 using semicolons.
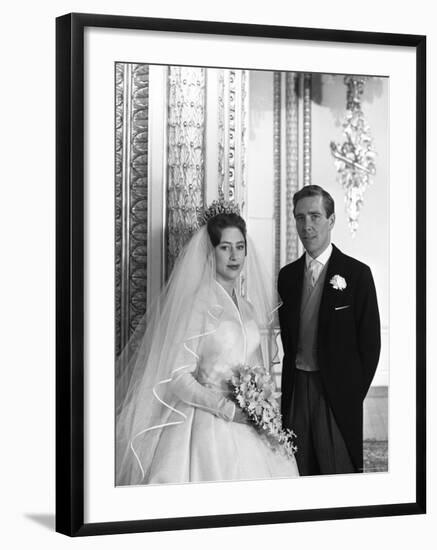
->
318;244;345;324
290;255;305;341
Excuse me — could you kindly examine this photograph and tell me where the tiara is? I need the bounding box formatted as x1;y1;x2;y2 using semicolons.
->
198;200;241;226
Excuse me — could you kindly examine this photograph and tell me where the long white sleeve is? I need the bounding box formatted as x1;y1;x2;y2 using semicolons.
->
168;369;236;421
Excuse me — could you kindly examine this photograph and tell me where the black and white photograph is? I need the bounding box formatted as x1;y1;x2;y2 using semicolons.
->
114;64;389;485
53;12;425;537
1;0;433;547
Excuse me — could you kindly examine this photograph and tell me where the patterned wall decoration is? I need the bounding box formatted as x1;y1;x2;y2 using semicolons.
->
303;73;312;187
115;63;150;358
217;70;236;201
217;70;248;206
237;70;249;297
240;69;249;217
273;72;312;268
167;67;205;275
285;72;300;263
273;72;282;281
227;70;237;203
217;71;226;200
115;63;124;358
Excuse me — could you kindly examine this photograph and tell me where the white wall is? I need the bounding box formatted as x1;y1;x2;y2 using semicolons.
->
247;70;276;294
312;75;390;385
1;1;434;549
312;76;389;321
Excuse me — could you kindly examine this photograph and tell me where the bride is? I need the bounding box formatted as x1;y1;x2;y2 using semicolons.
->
116;201;299;485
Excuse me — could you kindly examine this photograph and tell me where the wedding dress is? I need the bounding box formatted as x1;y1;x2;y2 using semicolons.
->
116;226;299;485
147;281;299;483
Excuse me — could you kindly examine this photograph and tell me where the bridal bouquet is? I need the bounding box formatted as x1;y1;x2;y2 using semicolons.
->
229;365;297;460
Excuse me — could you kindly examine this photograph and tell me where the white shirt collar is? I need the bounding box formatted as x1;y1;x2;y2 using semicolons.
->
305;243;333;268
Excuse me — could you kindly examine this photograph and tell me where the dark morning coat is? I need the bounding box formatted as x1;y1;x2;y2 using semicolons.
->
277;244;381;472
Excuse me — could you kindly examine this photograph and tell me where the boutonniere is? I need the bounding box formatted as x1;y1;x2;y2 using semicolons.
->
330;274;347;291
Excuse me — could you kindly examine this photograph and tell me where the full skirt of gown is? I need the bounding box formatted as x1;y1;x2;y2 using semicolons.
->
148;404;298;484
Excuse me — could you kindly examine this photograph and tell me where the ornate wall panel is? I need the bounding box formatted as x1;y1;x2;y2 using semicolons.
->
217;70;248;207
303;74;312;187
239;70;249;218
273;72;282;281
227;70;237;202
115;64;124;358
238;70;249;296
166;67;206;275
115;63;149;358
285;72;300;263
217;71;226;200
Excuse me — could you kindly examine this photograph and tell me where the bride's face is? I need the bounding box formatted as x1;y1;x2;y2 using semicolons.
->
214;227;246;287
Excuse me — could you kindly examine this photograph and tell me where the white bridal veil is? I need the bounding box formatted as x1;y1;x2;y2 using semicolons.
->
115;225;278;485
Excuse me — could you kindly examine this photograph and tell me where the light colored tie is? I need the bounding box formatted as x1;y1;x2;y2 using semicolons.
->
308;259;322;287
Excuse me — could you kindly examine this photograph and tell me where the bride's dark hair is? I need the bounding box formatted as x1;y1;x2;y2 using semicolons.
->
206;213;247;249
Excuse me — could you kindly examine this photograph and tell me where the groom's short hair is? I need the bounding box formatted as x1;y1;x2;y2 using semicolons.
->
293;185;335;218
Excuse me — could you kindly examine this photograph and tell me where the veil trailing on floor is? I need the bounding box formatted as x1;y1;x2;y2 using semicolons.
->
115;225;279;485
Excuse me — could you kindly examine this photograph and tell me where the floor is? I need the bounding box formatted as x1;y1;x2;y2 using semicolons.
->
363;386;388;441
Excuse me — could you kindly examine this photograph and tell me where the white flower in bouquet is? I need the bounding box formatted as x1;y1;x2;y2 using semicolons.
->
229;364;297;460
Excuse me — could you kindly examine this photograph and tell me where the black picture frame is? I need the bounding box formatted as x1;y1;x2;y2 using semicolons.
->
56;12;426;537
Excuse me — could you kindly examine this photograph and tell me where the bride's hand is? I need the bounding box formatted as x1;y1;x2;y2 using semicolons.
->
233;406;250;424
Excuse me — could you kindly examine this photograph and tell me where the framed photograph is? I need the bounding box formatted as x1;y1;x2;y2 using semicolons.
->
56;12;426;536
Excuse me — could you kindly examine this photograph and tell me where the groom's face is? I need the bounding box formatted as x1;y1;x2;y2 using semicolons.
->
294;195;335;258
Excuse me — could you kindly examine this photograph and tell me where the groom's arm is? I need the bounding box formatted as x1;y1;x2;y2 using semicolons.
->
355;264;381;399
277;266;286;303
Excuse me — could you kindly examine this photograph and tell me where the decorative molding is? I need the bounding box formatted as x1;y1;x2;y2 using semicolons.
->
146;65;167;310
120;63;133;356
273;72;282;283
228;70;236;203
330;76;376;235
217;70;237;202
303;73;312;187
129;64;150;342
167;66;205;274
240;70;249;217
285;72;300;263
115;63;149;358
217;70;225;200
238;70;249;297
115;63;124;358
217;70;248;206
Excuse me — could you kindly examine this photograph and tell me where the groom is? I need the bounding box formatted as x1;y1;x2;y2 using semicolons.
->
278;185;381;475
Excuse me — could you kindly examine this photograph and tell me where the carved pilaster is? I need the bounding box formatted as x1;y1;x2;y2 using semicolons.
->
273;72;282;282
238;70;249;297
115;63;149;358
303;73;312;187
115;63;124;358
239;70;249;218
217;71;225;200
167;67;205;274
228;71;236;202
285;72;300;262
129;64;149;340
217;69;248;208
